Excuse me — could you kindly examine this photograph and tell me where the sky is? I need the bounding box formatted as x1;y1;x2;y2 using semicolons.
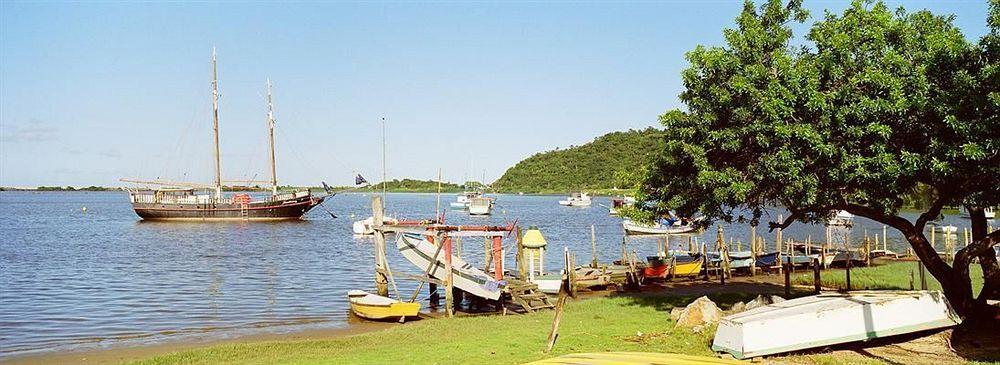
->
0;1;990;188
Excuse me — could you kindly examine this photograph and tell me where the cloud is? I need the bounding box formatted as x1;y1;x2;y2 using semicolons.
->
0;119;57;143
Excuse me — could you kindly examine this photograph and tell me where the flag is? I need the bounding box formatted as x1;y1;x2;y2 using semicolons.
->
355;174;369;186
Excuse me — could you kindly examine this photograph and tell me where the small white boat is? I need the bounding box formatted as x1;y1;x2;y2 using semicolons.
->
622;218;700;235
468;196;494;215
396;232;503;300
559;192;592;207
939;225;958;234
959;206;996;219
826;210;854;226
353;216;399;235
450;191;481;210
712;291;959;359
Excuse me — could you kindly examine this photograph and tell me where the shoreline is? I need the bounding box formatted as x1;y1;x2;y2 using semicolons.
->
3;321;395;365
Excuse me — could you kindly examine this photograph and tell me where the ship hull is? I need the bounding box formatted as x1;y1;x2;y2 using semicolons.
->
132;195;323;221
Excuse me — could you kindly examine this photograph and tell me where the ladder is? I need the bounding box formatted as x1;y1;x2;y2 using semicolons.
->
240;203;249;220
505;278;554;313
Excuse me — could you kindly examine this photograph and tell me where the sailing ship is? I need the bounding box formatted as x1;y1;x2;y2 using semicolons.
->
121;50;324;221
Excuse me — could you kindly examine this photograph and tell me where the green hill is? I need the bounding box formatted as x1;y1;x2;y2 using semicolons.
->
494;128;664;193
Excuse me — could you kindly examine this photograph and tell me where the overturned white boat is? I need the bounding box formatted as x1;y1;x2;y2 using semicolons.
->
396;232;503;300
712;291;959;359
622;218;701;235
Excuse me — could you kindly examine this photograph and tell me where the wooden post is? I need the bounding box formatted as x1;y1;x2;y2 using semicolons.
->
621;236;627;264
372;196;389;297
930;226;936;251
813;259;821;294
545;289;568;353
444;234;454;318
516;227;526;280
591;225;598;268
864;236;871;266
909;268;915;290
483;236;491;272
784;263;791;297
883;225;888;251
918;261;928;290
845;250;852;292
492;236;503;281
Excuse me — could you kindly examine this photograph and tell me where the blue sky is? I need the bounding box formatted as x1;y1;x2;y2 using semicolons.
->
0;1;989;187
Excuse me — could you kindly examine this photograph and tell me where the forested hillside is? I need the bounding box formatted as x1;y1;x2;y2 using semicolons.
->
493;128;664;193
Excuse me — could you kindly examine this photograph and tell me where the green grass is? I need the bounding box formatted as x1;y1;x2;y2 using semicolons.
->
124;290;954;365
791;260;984;295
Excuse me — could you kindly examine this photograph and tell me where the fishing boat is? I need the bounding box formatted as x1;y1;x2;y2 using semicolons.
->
468;196;495;215
622;218;701;235
826;210;854;226
712;291;960;359
396;232;503;300
644;254;704;278
347;290;421;320
121;50;323;221
558;192;592;207
450;191;482;209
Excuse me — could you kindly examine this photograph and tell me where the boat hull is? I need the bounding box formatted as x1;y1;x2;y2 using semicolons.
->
396;232;503;300
131;195;322;221
712;291;959;359
347;290;420;320
622;220;698;235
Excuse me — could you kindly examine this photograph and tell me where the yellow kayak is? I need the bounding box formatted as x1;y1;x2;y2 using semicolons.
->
524;352;743;365
674;260;704;277
347;290;420;320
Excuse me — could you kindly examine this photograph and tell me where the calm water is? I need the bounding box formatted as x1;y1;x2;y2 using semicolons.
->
0;191;977;356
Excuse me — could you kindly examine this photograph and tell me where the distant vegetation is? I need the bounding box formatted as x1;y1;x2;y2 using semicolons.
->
493;128;664;193
0;186;114;191
366;179;472;193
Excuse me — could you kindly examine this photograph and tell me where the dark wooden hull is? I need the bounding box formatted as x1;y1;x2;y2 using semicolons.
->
132;195;323;221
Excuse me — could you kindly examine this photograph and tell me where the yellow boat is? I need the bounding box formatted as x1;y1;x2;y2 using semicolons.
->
347;290;421;320
673;259;704;277
525;352;743;364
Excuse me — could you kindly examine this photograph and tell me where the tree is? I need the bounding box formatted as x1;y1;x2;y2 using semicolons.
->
635;0;999;320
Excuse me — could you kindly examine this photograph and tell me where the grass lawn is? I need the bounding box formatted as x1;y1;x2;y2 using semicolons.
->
791;260;985;295
125;289;951;365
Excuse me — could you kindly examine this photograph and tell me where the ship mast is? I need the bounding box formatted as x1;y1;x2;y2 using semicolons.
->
266;78;278;196
211;48;223;199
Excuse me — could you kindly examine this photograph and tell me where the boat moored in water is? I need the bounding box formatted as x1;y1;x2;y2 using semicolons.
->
559;192;592;207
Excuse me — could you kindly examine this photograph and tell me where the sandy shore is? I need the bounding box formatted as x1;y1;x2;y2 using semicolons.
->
3;321;395;365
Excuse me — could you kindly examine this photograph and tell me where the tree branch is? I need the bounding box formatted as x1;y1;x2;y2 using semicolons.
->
914;197;946;232
767;209;802;232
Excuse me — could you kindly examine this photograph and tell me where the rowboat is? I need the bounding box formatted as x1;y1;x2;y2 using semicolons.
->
622;218;700;235
558;192;592;207
712;291;959;359
347;290;421;320
533;266;614;294
396;232;503;300
644;255;704;278
526;352;744;364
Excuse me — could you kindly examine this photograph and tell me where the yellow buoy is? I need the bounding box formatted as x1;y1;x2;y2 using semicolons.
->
522;226;547;249
82;206;88;213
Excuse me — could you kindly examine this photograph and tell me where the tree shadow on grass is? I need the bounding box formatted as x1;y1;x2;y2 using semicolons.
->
606;280;813;312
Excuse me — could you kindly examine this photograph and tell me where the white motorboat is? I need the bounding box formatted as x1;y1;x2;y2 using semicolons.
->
353;216;399;235
712;291;959;359
826;210;854;226
450;191;481;209
468;196;494;215
559;192;592;207
395;232;503;300
622;218;701;235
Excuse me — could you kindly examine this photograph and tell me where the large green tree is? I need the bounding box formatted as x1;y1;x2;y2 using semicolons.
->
637;0;999;320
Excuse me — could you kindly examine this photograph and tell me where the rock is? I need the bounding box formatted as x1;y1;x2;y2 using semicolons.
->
730;301;746;313
670;307;684;321
675;296;723;327
744;294;785;311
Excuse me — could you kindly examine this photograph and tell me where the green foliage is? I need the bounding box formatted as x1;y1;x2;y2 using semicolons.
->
639;0;998;226
373;179;464;193
494;128;665;193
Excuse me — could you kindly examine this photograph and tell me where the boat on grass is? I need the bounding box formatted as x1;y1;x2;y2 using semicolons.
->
396;232;503;300
347;290;420;320
644;254;704;278
532;266;614;294
712;291;959;359
558;192;592;207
